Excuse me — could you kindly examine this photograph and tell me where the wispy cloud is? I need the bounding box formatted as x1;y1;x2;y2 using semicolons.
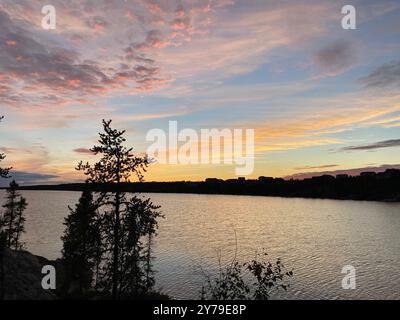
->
0;144;50;172
359;60;400;89
340;139;400;151
0;171;59;187
73;148;94;155
294;164;338;170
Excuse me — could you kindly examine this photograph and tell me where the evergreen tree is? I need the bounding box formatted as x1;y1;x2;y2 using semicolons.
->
76;119;159;299
13;197;27;251
0;181;27;250
119;196;162;296
61;188;101;297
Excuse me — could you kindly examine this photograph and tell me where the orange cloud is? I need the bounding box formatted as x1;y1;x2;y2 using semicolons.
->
67;79;82;85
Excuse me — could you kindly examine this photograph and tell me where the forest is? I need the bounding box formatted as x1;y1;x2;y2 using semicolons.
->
18;169;400;202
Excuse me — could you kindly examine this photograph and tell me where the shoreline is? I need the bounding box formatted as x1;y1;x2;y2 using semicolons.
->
4;184;399;203
2;169;400;203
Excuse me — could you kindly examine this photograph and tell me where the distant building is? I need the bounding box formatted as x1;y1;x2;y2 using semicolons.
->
336;174;349;179
258;176;274;182
312;175;335;181
378;169;400;179
225;179;238;183
360;171;376;177
224;177;246;183
246;179;258;183
384;169;400;177
205;178;223;183
385;169;400;175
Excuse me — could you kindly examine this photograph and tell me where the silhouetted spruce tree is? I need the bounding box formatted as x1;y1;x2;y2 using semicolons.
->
76;119;159;299
61;188;101;297
13;197;27;251
119;196;161;296
0;181;27;250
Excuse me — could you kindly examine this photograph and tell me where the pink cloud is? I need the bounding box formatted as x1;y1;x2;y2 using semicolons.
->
0;0;346;111
175;4;186;17
146;2;162;14
73;148;95;155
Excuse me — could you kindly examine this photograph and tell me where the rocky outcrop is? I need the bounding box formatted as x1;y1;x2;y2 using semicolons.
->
1;248;57;300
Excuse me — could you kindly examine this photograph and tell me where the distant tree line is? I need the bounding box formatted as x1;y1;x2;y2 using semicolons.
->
20;171;400;202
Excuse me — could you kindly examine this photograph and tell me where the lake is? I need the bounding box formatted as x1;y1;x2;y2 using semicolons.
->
3;190;400;299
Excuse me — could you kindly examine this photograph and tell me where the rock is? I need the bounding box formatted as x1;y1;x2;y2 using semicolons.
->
1;248;57;300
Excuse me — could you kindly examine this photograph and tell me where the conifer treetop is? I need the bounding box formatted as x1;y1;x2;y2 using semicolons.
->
76;119;149;184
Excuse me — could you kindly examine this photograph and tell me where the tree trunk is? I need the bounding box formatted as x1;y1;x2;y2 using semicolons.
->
7;197;15;248
14;210;22;250
112;191;120;299
145;232;153;293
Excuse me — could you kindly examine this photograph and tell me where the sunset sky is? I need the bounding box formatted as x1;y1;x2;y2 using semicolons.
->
0;0;399;185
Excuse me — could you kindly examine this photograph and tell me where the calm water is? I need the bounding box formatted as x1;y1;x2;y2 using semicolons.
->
3;190;400;300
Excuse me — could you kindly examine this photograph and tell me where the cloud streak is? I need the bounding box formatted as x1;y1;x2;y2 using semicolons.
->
73;148;94;155
359;61;400;89
340;139;400;151
294;164;339;170
0;171;59;187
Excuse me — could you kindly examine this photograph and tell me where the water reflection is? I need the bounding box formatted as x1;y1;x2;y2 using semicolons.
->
4;190;399;300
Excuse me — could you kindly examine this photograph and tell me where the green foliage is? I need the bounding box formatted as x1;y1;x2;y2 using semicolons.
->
0;180;27;250
201;251;293;300
245;254;293;300
61;188;101;297
202;261;250;300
